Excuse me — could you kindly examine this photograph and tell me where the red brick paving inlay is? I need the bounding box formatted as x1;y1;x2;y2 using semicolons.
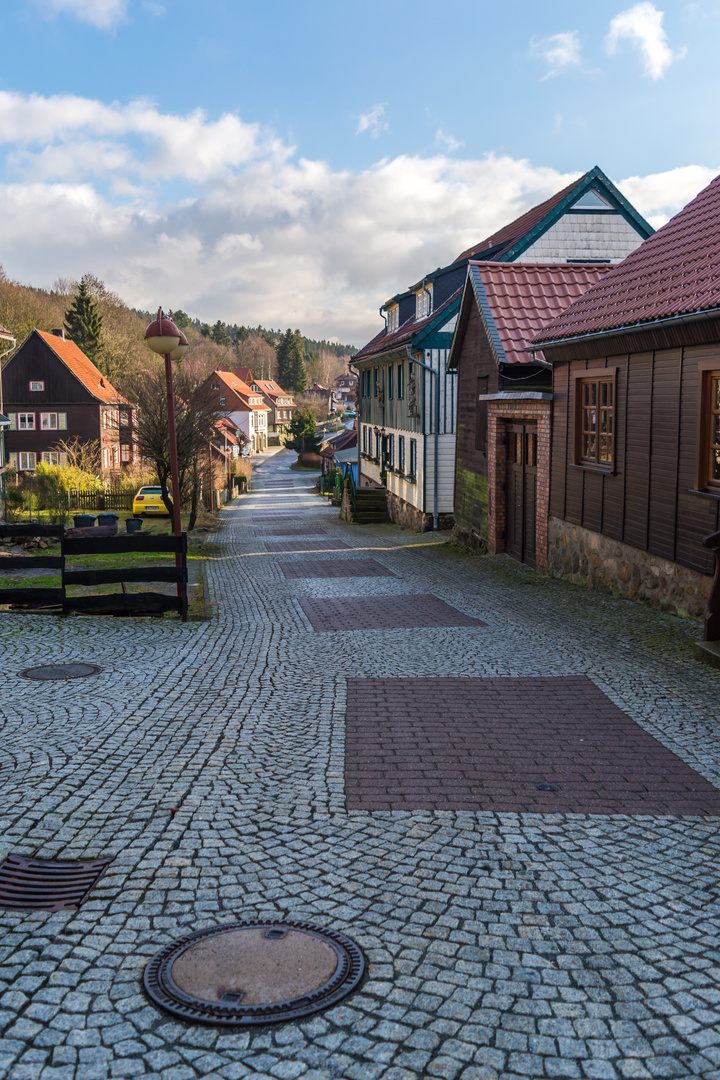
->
278;559;398;580
345;676;720;815
253;527;328;537
300;595;486;632
264;539;351;552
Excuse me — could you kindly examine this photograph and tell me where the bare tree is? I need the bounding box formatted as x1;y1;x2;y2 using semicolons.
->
124;363;221;529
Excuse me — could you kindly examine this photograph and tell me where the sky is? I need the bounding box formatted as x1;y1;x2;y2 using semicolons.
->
0;0;719;345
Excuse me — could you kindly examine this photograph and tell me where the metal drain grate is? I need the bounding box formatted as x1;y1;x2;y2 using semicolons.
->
0;853;113;912
144;920;365;1026
19;663;103;681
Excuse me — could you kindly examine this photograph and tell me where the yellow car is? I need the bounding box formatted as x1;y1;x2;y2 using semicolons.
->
132;486;172;516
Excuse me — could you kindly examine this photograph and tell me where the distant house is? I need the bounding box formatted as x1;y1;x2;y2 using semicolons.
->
250;378;296;440
527;170;720;621
320;427;357;476
306;380;332;408
203;369;270;453
354;165;653;531
332;373;357;409
3;328;134;474
447;263;610;566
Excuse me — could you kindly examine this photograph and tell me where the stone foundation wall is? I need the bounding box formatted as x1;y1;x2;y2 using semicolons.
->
387;491;453;532
451;525;488;554
548;517;711;620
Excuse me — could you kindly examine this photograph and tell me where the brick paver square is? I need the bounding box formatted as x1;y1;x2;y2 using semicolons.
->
264;539;351;552
278;559;397;579
300;595;486;632
345;676;720;815
253;527;328;537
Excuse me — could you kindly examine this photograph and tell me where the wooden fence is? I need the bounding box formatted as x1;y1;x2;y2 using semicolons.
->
0;524;188;620
68;490;135;511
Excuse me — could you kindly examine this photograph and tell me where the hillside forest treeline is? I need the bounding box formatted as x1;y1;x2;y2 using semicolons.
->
0;267;357;399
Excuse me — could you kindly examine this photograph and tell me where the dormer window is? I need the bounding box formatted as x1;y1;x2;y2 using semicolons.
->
387;305;399;333
415;284;432;320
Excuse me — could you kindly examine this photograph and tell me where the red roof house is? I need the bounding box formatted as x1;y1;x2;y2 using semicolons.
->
3;328;134;474
527;171;720;623
447;263;610;567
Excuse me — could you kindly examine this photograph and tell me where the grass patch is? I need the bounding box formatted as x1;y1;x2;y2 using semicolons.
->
290;462;321;472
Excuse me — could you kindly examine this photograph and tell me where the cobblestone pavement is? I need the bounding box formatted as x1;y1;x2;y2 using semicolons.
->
1;447;720;1080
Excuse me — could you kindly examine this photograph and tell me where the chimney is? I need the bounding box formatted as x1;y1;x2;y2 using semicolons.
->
52;328;65;339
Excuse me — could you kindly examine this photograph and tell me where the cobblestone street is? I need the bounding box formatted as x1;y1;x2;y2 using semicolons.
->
2;446;720;1080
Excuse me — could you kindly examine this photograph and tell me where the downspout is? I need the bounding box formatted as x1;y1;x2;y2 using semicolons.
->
407;346;439;530
378;307;387;330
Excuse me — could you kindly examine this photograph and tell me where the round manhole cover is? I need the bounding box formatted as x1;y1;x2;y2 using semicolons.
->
19;663;103;681
144;920;365;1026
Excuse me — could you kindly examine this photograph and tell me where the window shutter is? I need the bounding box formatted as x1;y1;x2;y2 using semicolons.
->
8;413;16;430
59;453;68;466
8;452;17;468
59;413;67;430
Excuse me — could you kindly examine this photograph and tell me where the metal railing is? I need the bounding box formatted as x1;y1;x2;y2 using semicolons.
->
343;463;357;516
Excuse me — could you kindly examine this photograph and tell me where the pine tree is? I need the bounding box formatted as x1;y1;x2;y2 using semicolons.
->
64;277;103;363
283;408;321;454
276;328;307;394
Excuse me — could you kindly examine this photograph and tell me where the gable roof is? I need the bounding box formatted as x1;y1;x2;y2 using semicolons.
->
233;366;253;384
253;378;294;403
454;165;653;264
211;369;269;411
36;331;125;403
448;262;612;370
354;286;463;363
531;172;720;347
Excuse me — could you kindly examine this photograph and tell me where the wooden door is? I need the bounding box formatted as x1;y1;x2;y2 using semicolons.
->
506;423;537;568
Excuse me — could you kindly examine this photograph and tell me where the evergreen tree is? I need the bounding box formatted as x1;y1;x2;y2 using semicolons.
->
64;277;103;363
211;320;230;346
276;328;307;394
283;408;321;455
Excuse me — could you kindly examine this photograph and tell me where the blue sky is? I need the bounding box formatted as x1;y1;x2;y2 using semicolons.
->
0;0;717;343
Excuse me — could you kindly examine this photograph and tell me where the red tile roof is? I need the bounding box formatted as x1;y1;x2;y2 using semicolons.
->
531;172;720;345
467;262;612;365
454;177;583;263
354;287;463;362
37;331;126;403
213;369;269;411
253;378;294;404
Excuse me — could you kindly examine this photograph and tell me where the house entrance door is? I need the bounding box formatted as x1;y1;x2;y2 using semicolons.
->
505;422;537;569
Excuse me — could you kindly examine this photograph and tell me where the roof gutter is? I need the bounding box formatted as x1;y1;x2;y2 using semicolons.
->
531;304;720;354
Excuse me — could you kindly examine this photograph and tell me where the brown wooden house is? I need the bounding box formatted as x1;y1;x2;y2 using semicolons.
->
3;329;133;475
447;264;610;569
529;171;720;619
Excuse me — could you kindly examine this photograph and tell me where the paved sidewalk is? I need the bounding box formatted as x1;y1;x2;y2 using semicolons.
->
1;447;720;1080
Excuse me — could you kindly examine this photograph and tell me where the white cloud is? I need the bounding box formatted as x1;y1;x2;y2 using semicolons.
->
435;130;463;153
617;164;717;227
356;104;388;138
0;91;714;344
607;2;684;79
530;31;582;79
32;0;128;30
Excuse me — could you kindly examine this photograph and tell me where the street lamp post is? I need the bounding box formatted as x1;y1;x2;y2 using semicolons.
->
144;308;188;538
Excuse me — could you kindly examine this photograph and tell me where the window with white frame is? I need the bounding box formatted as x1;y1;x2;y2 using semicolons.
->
387;305;399;333
415;285;433;320
41;451;69;466
19;452;37;470
121;445;132;462
41;412;58;430
18;413;35;430
29;381;44;392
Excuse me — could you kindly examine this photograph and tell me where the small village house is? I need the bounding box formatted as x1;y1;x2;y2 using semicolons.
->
202;369;270;454
249;377;296;442
529;171;720;620
2;329;134;475
354;166;653;531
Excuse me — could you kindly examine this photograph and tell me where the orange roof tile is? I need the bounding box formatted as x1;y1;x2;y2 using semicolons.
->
37;331;127;403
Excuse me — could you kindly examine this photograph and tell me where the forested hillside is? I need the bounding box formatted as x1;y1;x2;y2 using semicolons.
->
0;268;356;396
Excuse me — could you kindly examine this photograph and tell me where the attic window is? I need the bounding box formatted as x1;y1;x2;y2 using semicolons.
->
29;381;44;391
387;306;399;333
415;285;432;320
570;189;614;212
211;383;220;391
